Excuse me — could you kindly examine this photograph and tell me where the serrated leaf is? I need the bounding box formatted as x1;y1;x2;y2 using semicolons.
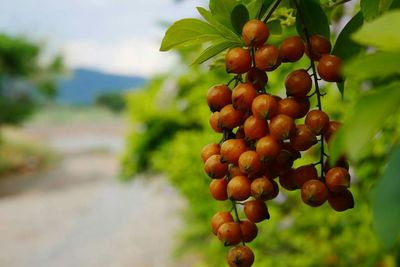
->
231;4;250;35
197;7;243;43
373;145;400;248
352;10;400;51
160;19;222;51
361;0;380;21
343;51;400;80
192;41;240;65
332;12;364;61
295;0;330;39
209;0;238;31
330;81;400;163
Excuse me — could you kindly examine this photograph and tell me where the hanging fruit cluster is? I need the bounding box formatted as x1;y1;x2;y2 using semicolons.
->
201;13;354;267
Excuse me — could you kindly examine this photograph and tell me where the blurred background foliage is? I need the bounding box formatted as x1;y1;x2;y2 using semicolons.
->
122;2;400;267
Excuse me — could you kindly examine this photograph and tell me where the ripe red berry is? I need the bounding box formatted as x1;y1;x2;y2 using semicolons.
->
244;115;269;140
278;169;298;191
293;164;318;188
278;97;301;119
255;44;282;71
325;167;350;193
251;176;277;200
221;139;248;165
279;36;305;62
305;109;330;135
238;151;262;175
301;179;328;207
226;48;252;74
219;104;245;129
239;220;258;243
296;97;311;118
317;54;343;82
232;83;258;111
255;135;281;161
200;143;220;163
227;245;255;267
211;211;234;235
209;112;223;133
228;175;252;201
269;114;296;141
217;222;242;246
285;69;312;97
328;190;355;212
306;35;332;61
242;19;269;47
251;94;279;120
290;124;317;151
246;67;268;91
244;199;270;223
207;84;232;111
209;178;229;201
204;154;229;179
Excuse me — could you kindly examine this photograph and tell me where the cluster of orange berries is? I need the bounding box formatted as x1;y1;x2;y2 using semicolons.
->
201;19;354;267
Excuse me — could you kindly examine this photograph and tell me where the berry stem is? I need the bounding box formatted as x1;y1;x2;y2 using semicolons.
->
293;0;326;180
262;0;283;23
231;199;246;246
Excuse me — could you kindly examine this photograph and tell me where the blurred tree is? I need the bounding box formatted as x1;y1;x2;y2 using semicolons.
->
0;34;63;126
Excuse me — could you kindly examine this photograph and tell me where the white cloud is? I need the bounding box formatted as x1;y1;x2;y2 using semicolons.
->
63;37;178;77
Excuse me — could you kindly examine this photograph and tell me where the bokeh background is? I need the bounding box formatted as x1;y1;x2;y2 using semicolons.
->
0;1;399;267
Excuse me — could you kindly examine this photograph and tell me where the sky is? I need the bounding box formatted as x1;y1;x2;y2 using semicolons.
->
0;0;208;77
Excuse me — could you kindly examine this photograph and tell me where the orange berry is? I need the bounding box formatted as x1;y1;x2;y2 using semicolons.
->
209;178;229;201
227;245;255;267
285;69;312;97
244;199;270;223
244;115;269;140
255;135;281;161
301;179;328;207
251;94;279;120
269;114;296;141
242;19;269;47
280;36;305;62
218;222;242;246
228;175;252;201
290;124;317;151
232;83;258;111
200;143;220;163
278;97;301;119
255;44;282;71
328;190;354;212
306;35;332;61
324;121;342;142
226;48;252;74
293;164;318;188
239;220;258;243
317;54;343;82
209;112;223;133
246;67;268;91
219;104;245;129
305;109;330;135
251;176;277;200
326;167;350;193
238;151;262;175
207;84;232;111
278;169;298;191
211;211;234;235
204;154;228;179
221;139;248;165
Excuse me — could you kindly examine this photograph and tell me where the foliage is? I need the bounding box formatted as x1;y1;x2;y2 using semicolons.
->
123;0;400;265
0;34;63;125
95;92;126;112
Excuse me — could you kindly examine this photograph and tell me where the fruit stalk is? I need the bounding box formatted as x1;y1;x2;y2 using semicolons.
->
293;0;326;179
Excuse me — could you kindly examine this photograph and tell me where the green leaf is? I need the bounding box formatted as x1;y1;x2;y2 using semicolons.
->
332;12;364;61
330;82;400;162
360;0;380;21
209;0;238;31
267;19;282;35
295;0;330;39
160;19;222;51
336;81;344;96
243;0;263;19
343;51;400;81
352;10;400;51
372;145;400;248
197;7;243;43
192;41;240;65
259;0;275;19
231;4;250;35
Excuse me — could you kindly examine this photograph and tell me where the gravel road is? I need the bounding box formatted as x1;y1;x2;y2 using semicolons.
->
0;118;190;267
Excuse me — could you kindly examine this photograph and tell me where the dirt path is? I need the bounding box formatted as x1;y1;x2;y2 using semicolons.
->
0;116;189;267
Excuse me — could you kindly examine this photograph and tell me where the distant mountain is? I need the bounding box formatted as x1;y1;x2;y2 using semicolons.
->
57;68;147;104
